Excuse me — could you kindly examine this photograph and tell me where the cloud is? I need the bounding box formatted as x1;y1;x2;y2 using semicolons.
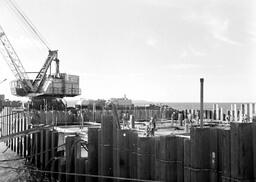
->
184;12;243;46
179;44;206;59
206;18;243;46
213;33;242;46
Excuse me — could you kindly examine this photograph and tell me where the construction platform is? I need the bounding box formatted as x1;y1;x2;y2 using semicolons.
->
0;106;256;182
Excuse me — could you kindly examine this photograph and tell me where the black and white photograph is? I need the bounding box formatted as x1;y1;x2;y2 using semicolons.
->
0;0;255;181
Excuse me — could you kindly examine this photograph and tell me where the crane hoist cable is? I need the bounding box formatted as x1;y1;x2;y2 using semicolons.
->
7;0;50;50
3;0;46;55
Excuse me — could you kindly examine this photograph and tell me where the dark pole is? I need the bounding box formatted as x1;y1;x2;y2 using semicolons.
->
200;78;204;128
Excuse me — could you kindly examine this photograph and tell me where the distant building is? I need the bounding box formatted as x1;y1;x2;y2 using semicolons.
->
76;99;106;109
109;95;133;107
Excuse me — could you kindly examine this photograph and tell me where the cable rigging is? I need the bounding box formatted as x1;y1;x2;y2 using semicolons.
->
7;0;50;50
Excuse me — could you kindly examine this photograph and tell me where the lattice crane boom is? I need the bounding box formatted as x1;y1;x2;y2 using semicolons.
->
33;50;58;92
0;26;34;92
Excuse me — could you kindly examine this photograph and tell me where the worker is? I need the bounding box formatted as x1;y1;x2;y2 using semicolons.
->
188;113;192;123
151;115;156;136
129;114;135;128
78;110;84;129
178;112;183;126
144;122;151;136
122;113;130;129
144;117;156;137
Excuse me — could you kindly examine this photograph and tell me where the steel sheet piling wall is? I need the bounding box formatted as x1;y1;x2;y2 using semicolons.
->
113;129;131;181
99;114;114;181
137;136;154;180
177;136;185;182
190;127;211;182
155;136;161;180
88;127;100;182
129;131;138;180
156;135;178;181
220;128;231;182
2;107;256;182
253;123;256;181
184;138;191;182
209;128;219;182
231;123;254;181
44;129;51;171
51;131;59;180
75;157;87;182
66;135;82;182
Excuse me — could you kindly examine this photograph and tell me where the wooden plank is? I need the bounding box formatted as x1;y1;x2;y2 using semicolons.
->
231;123;253;181
113;128;120;181
40;130;45;170
155;136;161;181
137;136;155;180
0;109;2;137
31;132;36;164
98;129;101;181
149;137;156;180
66;136;81;182
177;136;185;182
88;127;100;182
137;137;151;180
66;136;76;182
50;131;59;180
58;158;66;182
14;112;17;152
253;123;256;181
27;124;32;163
23;114;27;157
129;131;138;180
99;114;114;181
209;128;218;182
17;112;20;155
0;125;54;142
190;127;211;182
35;131;40;168
7;107;9;147
184;138;191;182
75;158;87;182
44;129;51;170
163;135;177;182
220;128;231;182
119;130;130;179
10;112;13;150
19;113;23;156
217;128;223;182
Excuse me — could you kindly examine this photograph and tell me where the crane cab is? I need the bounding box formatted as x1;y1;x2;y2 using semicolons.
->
10;79;31;96
41;73;81;97
10;73;81;98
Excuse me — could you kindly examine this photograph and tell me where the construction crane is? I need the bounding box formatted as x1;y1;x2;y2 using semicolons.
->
0;0;80;110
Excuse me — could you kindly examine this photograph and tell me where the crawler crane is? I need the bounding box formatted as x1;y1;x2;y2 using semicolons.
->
0;0;80;110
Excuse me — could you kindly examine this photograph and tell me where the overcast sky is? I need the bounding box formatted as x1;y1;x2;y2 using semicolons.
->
0;0;256;102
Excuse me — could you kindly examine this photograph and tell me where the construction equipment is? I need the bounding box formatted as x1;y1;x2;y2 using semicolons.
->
0;0;80;109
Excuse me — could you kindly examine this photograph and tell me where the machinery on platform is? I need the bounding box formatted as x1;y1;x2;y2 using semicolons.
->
0;0;80;110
